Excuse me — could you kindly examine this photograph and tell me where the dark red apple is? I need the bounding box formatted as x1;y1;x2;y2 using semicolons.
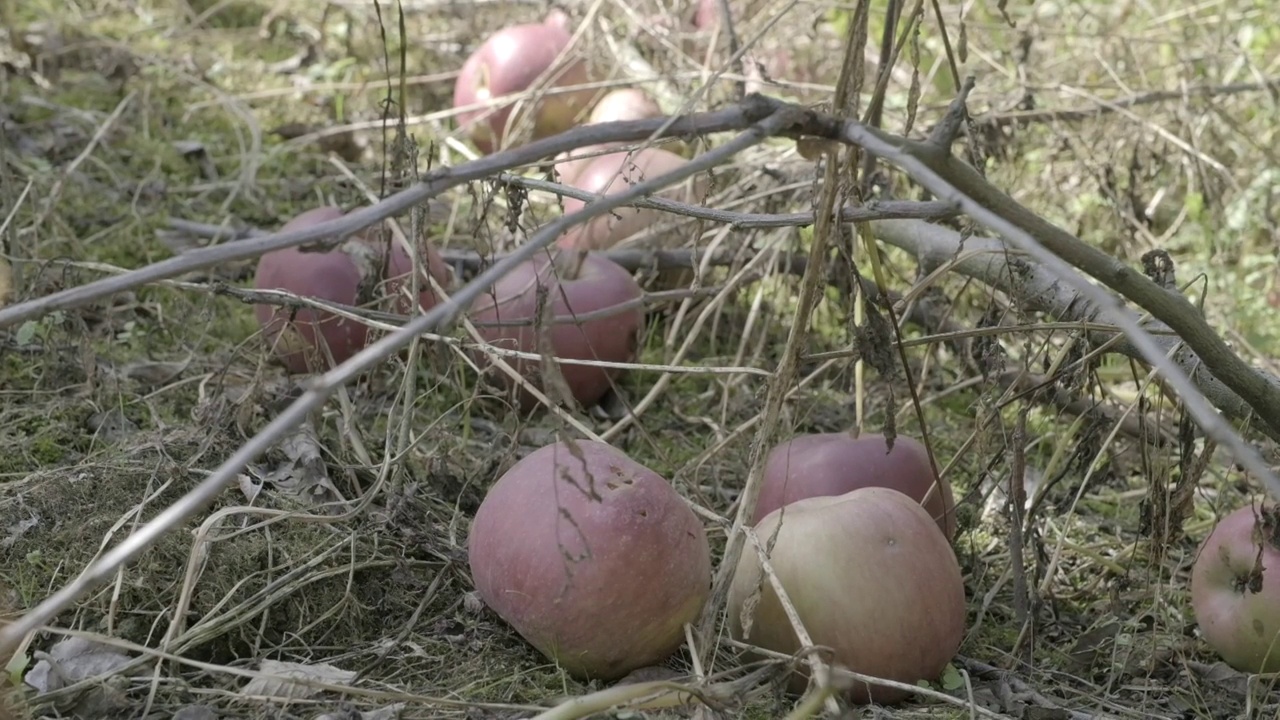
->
467;250;644;409
253;206;452;374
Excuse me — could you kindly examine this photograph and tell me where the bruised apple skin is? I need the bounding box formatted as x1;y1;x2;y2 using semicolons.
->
467;439;712;680
453;12;596;154
467;251;644;410
253;206;452;374
555;148;709;252
755;432;957;540
1190;502;1280;673
727;488;967;705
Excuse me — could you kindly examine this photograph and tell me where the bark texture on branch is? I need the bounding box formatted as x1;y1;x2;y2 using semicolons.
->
871;218;1280;445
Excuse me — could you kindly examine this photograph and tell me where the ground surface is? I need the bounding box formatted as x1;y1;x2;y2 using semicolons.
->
1;0;1279;718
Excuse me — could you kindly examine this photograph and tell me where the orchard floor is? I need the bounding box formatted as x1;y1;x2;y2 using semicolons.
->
2;0;1279;718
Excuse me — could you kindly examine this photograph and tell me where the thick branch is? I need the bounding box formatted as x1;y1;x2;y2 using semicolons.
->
870;218;1280;445
909;152;1280;436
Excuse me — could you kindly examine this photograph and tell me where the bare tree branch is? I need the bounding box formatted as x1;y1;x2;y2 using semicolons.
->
869;217;1280;446
164;190;959;242
0;99;782;331
964;76;1280;131
804;86;1280;495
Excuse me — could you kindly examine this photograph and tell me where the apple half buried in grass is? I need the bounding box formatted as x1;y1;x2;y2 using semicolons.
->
1191;502;1280;673
452;11;596;154
252;206;452;374
467;249;644;410
468;439;712;680
727;487;967;705
755;432;957;540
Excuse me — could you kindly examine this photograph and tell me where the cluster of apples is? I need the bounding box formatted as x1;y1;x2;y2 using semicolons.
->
246;7;973;704
252;9;724;408
249;0;1280;703
467;431;967;705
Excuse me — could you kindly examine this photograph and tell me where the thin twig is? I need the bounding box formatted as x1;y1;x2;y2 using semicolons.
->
965;76;1280;130
0;99;783;330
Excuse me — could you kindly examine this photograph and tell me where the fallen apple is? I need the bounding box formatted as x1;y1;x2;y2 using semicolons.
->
727;487;967;705
453;12;596;154
553;87;667;183
555;147;708;252
468;439;712;680
1191;502;1280;673
467;249;644;409
754;432;957;540
253;206;451;373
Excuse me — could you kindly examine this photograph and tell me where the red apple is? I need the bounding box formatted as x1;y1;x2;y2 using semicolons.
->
553;87;667;183
468;439;712;680
253;206;452;373
754;432;957;540
555;147;708;252
727;487;967;704
453;13;597;154
1191;502;1280;673
467;250;644;409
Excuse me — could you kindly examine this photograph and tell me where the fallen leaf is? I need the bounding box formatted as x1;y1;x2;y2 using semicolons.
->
245;418;347;508
241;659;356;700
24;636;137;693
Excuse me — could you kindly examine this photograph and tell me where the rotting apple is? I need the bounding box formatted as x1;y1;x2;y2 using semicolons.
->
1191;501;1280;673
467;249;644;410
467;439;712;680
754;432;957;540
727;487;967;705
452;11;597;154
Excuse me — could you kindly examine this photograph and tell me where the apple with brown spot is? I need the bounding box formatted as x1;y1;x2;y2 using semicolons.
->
468;439;712;680
1191;502;1280;673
